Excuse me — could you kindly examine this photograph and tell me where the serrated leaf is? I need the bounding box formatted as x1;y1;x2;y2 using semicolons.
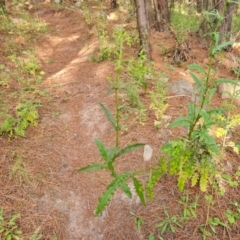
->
215;78;240;86
116;143;144;158
169;117;190;128
106;147;118;164
147;161;165;200
147;170;154;200
178;174;187;192
200;131;219;153
190;72;203;90
119;181;132;199
208;88;216;102
99;103;117;130
95;138;108;162
95;178;120;216
213;41;234;55
188;102;197;121
78;163;106;172
200;170;208;192
191;173;199;187
132;177;146;205
95;173;131;216
188;63;206;74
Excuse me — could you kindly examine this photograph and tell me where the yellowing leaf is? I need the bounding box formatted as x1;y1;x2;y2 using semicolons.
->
200;170;208;192
191;173;199;187
216;128;227;138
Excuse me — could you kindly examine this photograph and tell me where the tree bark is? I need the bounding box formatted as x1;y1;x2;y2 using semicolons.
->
153;0;161;31
134;0;152;58
154;0;170;32
196;0;203;13
215;0;235;41
0;0;6;13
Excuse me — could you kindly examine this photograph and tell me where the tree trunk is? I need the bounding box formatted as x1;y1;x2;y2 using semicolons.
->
134;0;152;58
153;0;161;31
196;0;203;13
0;0;6;13
154;0;170;32
203;0;209;11
215;0;235;41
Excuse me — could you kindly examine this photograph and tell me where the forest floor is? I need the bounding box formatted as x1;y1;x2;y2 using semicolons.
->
1;1;240;240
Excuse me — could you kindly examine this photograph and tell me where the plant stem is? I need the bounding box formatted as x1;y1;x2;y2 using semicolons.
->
187;3;228;140
115;35;124;147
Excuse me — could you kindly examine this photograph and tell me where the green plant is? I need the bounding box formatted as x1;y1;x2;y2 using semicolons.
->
82;2;93;27
134;108;147;125
148;234;155;240
225;209;240;225
29;227;43;240
0;71;10;88
122;80;144;109
0;208;23;240
170;9;199;40
200;194;228;239
127;50;154;91
158;19;235;192
0;100;41;138
224;201;240;225
130;212;144;231
149;80;168;128
177;193;199;220
222;173;238;187
10;153;30;184
155;207;183;235
78;28;145;216
21;57;41;75
200;216;228;239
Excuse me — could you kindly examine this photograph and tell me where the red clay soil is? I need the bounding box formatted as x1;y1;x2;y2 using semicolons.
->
1;2;240;240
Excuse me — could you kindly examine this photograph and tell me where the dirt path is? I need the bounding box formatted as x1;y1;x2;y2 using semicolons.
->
33;6;115;239
27;5;145;239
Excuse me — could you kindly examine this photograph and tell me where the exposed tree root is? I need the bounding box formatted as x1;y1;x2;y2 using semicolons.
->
171;41;191;66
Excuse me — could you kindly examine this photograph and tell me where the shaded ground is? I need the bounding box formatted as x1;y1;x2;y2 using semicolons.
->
1;1;240;240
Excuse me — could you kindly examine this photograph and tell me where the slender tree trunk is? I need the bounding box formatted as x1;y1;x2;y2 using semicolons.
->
215;0;235;41
196;0;203;13
0;0;6;13
157;0;170;23
153;0;161;31
154;0;170;32
135;0;152;58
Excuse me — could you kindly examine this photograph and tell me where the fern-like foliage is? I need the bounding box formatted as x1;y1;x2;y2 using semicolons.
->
132;176;146;205
147;158;166;200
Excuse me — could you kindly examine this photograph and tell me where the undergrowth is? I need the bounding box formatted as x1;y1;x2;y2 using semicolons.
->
0;5;48;138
